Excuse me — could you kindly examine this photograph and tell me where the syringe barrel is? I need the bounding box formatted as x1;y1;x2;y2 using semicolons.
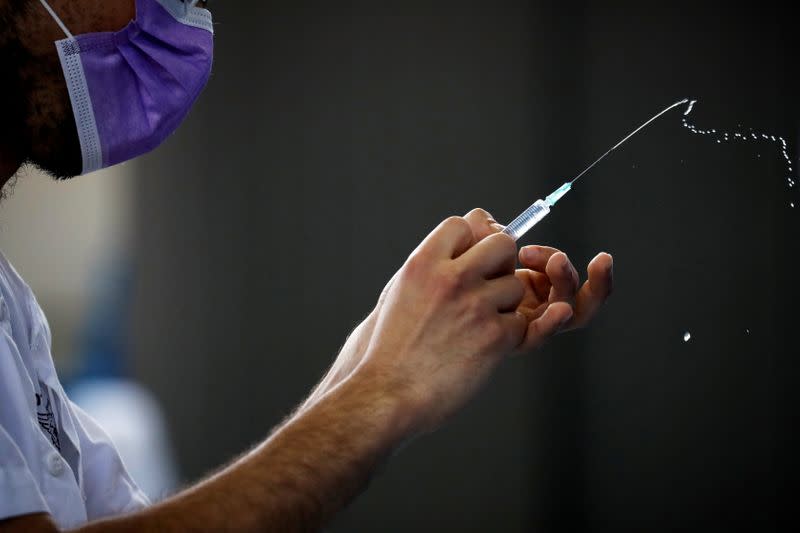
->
502;199;550;241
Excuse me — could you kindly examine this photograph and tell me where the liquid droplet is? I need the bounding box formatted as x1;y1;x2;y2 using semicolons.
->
681;104;795;188
683;332;691;342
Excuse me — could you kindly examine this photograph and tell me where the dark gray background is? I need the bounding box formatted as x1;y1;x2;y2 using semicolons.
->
131;2;798;531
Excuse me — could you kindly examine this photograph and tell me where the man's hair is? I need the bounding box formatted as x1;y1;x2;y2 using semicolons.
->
0;0;82;180
0;0;30;178
0;0;30;26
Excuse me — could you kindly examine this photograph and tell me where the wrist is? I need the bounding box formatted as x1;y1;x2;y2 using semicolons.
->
340;360;420;449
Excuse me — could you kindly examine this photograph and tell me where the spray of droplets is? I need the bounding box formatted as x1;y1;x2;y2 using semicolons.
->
681;99;797;193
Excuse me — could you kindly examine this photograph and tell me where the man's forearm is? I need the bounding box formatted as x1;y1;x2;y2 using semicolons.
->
298;314;375;414
77;367;413;533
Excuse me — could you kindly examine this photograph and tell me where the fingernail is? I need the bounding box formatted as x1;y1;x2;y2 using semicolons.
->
521;247;538;261
490;223;505;233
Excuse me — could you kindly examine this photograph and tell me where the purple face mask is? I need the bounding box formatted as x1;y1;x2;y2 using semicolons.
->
39;0;214;175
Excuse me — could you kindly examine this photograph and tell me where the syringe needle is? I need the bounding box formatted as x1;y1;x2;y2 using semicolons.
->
569;98;691;185
503;98;696;242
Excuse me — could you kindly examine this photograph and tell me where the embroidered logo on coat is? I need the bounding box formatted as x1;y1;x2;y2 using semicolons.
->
35;390;61;451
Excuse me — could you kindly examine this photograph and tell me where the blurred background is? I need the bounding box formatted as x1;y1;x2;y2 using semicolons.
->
1;1;798;531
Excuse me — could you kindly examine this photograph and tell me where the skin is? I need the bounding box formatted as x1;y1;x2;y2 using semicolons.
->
0;1;614;531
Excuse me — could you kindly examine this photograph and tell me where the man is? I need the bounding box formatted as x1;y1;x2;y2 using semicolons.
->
0;0;614;530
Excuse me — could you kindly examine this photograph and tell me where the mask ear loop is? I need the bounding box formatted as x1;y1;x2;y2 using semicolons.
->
38;0;75;40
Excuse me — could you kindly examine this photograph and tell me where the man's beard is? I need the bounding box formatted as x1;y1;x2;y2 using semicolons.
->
1;0;82;180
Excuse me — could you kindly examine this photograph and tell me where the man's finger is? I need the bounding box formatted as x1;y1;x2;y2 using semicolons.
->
464;208;504;242
496;311;529;354
518;245;561;272
482;275;525;312
457;232;517;279
569;252;614;329
516;268;552;303
420;216;475;259
516;301;548;322
545;252;580;303
516;302;573;353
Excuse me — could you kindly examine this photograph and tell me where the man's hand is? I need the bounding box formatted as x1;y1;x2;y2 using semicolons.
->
352;208;610;435
461;208;613;352
514;244;613;348
302;209;613;428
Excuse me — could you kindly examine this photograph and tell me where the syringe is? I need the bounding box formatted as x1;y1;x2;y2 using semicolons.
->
501;98;693;241
501;182;572;241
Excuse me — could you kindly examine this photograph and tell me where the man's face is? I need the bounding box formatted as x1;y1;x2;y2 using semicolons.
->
0;0;135;180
